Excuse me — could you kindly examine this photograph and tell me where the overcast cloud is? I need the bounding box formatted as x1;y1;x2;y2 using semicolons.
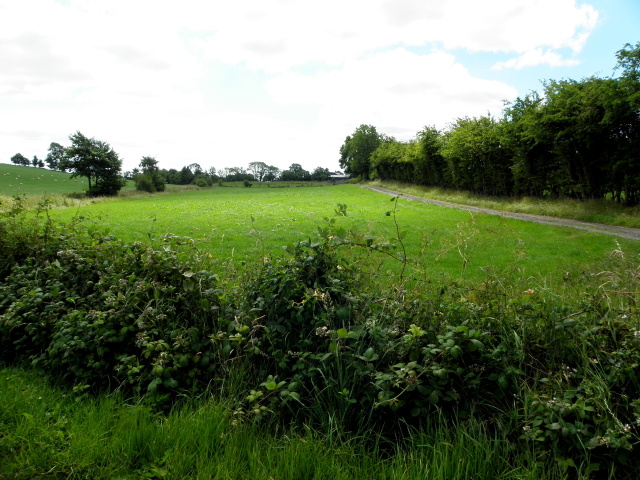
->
0;0;635;173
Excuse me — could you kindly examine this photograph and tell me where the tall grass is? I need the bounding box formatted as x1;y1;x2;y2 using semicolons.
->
0;367;563;479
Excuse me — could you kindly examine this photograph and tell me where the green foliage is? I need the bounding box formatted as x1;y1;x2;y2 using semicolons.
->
134;173;157;193
45;142;65;170
135;156;166;192
0;208;226;402
2;367;542;480
280;163;311;181
441;116;513;197
349;45;640;204
339;124;383;180
59;131;124;197
10;152;30;166
194;175;212;187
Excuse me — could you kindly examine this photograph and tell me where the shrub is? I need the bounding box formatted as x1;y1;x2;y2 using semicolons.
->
194;176;212;188
0;209;228;402
134;174;156;193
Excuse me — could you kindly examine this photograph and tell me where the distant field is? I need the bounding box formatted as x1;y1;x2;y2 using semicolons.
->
0;163;134;196
43;184;640;284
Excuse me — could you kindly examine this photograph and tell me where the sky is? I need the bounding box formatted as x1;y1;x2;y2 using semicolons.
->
0;0;638;175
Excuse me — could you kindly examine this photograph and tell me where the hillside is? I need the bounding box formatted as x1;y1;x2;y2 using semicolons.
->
0;163;134;196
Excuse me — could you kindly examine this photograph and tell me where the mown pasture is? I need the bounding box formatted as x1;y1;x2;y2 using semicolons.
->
43;183;640;285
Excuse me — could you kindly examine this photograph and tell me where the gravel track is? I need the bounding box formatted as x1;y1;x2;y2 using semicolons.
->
363;185;640;241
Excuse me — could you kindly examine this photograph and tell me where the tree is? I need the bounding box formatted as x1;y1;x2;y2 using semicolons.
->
310;167;330;181
134;156;166;192
45;142;65;170
339;124;382;179
223;167;254;182
59;131;124;196
248;161;269;182
263;165;281;181
370;140;411;181
441;116;513;196
414;126;447;187
178;166;194;185
612;42;640;204
280;163;310;181
10;153;30;166
187;163;203;176
615;42;640;85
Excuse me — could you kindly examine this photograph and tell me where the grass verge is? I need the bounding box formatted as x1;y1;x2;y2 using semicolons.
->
0;367;567;480
368;180;640;229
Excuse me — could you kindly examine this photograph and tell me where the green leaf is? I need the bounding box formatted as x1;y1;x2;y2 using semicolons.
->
201;298;210;311
288;392;301;402
449;345;462;359
364;347;378;361
468;339;484;351
147;378;162;392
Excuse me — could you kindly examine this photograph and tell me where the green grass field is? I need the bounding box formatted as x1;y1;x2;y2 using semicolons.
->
0;163;135;196
41;184;640;285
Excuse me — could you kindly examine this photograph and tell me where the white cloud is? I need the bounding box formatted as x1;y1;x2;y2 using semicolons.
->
492;48;581;70
191;0;599;72
0;0;601;173
267;48;516;139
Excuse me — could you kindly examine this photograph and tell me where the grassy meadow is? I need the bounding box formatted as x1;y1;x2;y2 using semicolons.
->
38;182;640;286
0;163;138;197
2;164;640;479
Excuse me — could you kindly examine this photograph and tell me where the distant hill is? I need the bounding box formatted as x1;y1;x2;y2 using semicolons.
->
0;163;133;196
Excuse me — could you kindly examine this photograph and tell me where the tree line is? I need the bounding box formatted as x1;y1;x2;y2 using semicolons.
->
132;162;335;191
9;134;338;196
339;43;640;205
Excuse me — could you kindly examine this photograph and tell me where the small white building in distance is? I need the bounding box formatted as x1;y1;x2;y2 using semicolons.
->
329;171;350;181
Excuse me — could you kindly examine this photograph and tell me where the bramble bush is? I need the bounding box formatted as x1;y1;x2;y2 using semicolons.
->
0;200;226;403
1;197;639;477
